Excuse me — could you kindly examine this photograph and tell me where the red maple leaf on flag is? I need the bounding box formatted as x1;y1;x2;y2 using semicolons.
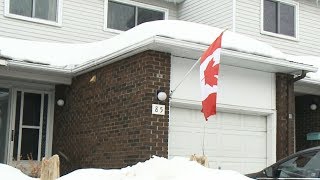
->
203;59;219;87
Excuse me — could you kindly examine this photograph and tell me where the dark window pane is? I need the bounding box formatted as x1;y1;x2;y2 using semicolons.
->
23;93;41;126
13;91;21;160
10;0;33;17
35;0;57;21
279;3;295;37
137;8;164;25
41;94;48;158
264;0;277;33
107;1;135;31
20;129;39;160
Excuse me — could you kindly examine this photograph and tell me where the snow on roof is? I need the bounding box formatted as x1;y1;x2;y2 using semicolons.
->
0;156;253;180
0;20;319;79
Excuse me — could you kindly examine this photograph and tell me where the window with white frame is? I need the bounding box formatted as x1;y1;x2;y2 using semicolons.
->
5;0;62;25
105;0;168;31
263;0;298;38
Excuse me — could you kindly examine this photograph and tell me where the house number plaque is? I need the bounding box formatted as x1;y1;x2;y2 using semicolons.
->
152;104;165;115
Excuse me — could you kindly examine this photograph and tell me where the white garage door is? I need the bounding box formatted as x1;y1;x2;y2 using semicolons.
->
168;107;267;174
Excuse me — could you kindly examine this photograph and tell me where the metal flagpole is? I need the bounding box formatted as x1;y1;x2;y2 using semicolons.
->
169;57;201;98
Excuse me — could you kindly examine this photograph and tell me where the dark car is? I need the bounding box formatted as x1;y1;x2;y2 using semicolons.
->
246;146;320;179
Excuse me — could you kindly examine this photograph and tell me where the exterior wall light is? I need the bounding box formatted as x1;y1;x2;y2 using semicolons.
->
57;99;65;106
310;103;317;111
157;91;167;101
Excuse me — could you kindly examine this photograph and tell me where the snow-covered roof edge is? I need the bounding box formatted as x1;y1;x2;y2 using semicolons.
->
0;20;319;81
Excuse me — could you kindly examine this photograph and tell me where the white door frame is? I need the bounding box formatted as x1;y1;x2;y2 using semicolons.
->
6;87;54;164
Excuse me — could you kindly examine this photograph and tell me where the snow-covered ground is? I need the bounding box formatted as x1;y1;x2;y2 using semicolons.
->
0;156;253;180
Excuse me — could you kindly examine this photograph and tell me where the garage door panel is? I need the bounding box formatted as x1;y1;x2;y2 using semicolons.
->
169;107;267;174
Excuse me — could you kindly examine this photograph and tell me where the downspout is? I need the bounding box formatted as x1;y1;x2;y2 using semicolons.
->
289;70;306;154
293;70;306;82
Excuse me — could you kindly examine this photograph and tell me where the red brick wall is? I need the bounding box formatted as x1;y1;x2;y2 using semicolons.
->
296;95;320;151
276;73;295;160
53;51;171;174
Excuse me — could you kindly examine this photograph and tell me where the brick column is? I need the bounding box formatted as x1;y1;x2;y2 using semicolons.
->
53;50;171;174
276;73;295;160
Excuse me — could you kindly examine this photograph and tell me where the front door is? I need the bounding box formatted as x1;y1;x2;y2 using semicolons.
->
10;90;51;162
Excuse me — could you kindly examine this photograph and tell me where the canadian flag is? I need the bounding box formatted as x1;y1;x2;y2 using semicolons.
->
200;32;223;120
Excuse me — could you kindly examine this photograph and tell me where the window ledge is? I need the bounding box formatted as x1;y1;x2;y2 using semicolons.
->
4;13;62;27
261;30;299;42
103;27;123;34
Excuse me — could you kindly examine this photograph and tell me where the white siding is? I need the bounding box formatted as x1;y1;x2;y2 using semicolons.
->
178;0;233;30
236;0;320;56
0;0;177;43
170;56;276;110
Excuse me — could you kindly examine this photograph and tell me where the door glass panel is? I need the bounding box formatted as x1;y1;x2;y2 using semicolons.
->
23;93;41;126
12;91;46;161
20;129;39;160
41;94;48;157
0;88;9;163
13;91;21;160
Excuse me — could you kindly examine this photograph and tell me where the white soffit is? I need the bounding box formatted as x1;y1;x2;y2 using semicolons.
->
151;36;317;74
161;0;185;3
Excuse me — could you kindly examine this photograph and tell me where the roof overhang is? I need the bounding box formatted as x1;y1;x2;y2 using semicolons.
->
3;35;317;85
73;35;317;76
295;78;320;96
161;0;185;4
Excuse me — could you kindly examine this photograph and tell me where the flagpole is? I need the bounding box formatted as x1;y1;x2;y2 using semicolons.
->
169;57;201;97
202;121;207;156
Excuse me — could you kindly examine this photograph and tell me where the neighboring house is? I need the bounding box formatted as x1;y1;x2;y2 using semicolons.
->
0;0;319;176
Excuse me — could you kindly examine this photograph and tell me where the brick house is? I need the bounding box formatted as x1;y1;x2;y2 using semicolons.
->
0;0;319;176
0;20;317;175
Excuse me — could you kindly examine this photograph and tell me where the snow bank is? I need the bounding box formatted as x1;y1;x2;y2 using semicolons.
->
58;156;252;180
0;164;37;180
0;157;253;180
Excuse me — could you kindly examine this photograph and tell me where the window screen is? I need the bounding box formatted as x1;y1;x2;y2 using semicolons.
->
9;0;58;22
107;1;165;31
263;0;296;37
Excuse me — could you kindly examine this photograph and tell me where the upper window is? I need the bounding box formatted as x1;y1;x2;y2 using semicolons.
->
262;0;298;39
104;0;168;32
4;0;62;26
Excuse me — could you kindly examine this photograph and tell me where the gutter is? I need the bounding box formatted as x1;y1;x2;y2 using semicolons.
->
293;70;307;82
2;36;317;85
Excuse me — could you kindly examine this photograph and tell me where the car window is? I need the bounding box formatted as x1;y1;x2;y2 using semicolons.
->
276;151;320;178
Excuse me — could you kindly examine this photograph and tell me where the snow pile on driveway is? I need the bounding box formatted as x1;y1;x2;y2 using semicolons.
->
0;163;35;180
0;156;253;180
